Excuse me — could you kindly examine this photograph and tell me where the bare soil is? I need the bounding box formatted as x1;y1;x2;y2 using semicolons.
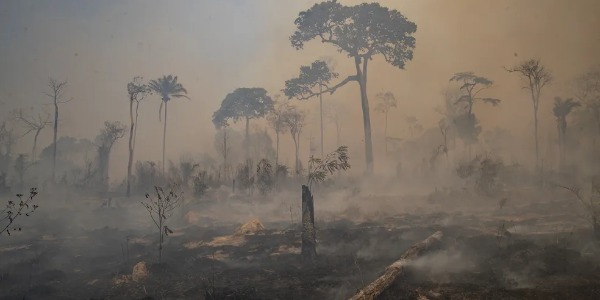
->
1;188;600;299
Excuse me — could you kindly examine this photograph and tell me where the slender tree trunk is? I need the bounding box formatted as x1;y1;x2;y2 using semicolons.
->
32;128;41;161
534;108;540;170
319;83;324;158
52;102;58;183
162;101;168;174
127;98;135;197
245;117;250;161
355;57;374;174
224;129;228;170
133;102;141;150
292;134;299;174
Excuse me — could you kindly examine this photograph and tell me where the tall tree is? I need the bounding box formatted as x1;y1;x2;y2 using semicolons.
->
506;59;552;170
553;97;580;171
148;75;189;173
45;79;71;183
449;72;500;157
267;99;289;167
281;104;306;174
126;77;150;196
449;72;501;116
323;101;345;147
375;92;397;155
14;108;51;161
284;60;338;158
95;121;126;193
212;88;274;160
290;1;417;174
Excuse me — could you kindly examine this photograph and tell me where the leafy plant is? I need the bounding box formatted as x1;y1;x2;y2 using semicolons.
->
307;146;350;191
141;185;182;263
1;188;39;237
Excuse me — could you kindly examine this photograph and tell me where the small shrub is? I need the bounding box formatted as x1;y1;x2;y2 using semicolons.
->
141;185;182;263
1;188;39;237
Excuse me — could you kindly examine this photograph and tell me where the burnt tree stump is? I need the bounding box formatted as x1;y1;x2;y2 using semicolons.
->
301;185;317;261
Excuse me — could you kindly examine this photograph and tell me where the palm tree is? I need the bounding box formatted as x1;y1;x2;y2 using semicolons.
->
553;97;580;171
149;75;189;173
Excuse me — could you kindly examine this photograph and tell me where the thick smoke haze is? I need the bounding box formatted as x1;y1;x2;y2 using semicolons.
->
1;0;599;179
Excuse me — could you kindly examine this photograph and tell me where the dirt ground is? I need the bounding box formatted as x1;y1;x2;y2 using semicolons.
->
1;186;600;300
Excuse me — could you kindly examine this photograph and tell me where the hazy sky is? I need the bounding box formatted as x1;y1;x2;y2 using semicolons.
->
1;0;599;177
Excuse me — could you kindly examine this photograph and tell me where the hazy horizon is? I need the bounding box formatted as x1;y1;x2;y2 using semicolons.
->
1;0;599;181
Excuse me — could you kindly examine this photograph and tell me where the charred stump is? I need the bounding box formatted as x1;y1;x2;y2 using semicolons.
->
301;185;317;261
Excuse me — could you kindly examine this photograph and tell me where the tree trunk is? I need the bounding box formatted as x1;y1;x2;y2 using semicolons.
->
319;83;324;158
356;57;374;174
32;128;41;161
301;185;316;261
223;129;228;179
162;101;168;174
349;231;444;300
52;102;58;183
534;110;540;171
292;134;299;174
245;117;250;161
127;98;135;197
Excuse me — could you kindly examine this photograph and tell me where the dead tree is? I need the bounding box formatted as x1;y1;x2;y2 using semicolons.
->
506;59;552;171
126;77;150;197
349;231;443;300
14;108;51;160
45;79;71;183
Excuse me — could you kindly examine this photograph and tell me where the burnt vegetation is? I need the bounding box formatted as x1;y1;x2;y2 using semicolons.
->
1;1;600;300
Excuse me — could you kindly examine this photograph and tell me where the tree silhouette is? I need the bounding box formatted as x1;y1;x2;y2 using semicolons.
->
323;101;346;147
281;104;307;174
553;97;580;171
267;98;290;167
149;75;189;173
449;72;499;157
506;59;552;170
284;60;338;158
449;72;500;116
126;77;150;196
95;121;126;193
45;79;71;183
290;1;417;174
212;88;274;160
375;92;397;155
14;108;51;161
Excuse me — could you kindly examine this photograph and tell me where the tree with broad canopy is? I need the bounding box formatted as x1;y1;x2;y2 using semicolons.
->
212;88;274;160
290;0;417;174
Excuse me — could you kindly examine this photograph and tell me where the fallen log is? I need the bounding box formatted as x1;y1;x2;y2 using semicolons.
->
349;231;443;300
